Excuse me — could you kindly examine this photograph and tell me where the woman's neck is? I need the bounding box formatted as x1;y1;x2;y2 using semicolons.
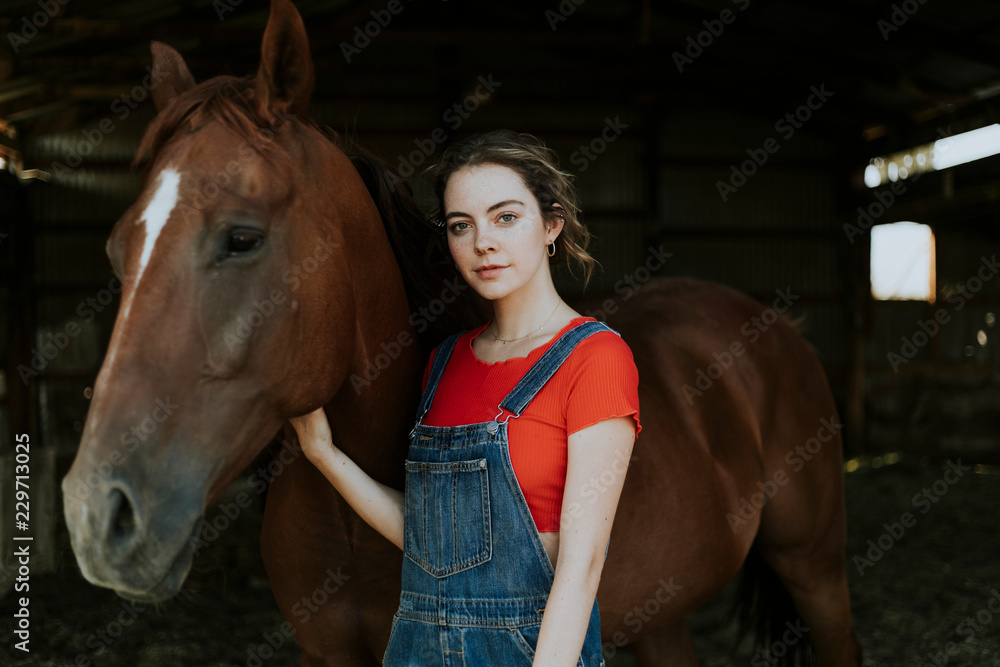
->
491;278;564;342
493;300;561;341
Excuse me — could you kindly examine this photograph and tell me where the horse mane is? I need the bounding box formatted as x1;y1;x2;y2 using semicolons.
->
133;74;483;352
342;142;486;348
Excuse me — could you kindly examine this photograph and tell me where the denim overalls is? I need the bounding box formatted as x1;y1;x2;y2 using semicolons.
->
382;320;611;667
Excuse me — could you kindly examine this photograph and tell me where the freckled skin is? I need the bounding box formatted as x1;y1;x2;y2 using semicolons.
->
444;164;556;307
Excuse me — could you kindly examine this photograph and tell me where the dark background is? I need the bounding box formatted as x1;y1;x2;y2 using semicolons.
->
1;0;999;664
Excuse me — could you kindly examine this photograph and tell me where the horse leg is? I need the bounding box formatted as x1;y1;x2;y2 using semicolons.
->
756;522;861;666
755;439;862;664
628;620;700;667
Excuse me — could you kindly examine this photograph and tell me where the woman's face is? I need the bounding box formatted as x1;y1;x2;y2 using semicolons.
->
443;163;561;303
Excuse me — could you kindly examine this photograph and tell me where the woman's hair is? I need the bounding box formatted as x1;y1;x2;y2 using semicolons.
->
425;129;596;287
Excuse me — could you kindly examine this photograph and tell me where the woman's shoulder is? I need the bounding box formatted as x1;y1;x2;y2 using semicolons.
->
570;318;634;358
555;318;637;382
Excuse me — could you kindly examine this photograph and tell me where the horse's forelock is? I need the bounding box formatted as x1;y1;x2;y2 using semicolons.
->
133;75;308;173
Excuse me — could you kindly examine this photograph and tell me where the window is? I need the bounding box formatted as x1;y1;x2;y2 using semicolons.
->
870;222;936;302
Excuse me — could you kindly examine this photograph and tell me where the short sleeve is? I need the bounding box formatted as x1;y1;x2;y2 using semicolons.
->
565;331;642;437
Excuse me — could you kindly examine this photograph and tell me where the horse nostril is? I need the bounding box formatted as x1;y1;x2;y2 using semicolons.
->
108;487;138;550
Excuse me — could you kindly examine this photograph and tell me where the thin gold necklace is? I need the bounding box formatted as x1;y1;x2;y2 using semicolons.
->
492;302;561;345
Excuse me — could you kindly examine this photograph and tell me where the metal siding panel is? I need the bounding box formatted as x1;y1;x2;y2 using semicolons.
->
652;237;839;295
659;166;836;229
34;234;113;286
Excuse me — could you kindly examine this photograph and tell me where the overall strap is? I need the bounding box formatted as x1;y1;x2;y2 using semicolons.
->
413;333;462;423
498;320;617;419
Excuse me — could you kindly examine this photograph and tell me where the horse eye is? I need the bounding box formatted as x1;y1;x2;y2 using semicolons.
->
226;229;263;255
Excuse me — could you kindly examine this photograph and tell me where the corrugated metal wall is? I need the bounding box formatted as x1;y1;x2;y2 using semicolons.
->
654;107;850;397
15;109;152;453
9;87;997;458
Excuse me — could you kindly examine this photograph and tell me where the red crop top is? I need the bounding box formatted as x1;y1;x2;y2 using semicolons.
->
421;317;641;533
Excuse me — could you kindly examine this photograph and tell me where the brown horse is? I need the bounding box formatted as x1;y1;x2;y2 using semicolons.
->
62;1;862;665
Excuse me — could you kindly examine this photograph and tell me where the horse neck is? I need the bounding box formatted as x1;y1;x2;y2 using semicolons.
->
319;150;423;488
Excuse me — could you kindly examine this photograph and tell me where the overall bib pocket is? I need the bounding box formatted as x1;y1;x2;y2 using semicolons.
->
403;458;492;577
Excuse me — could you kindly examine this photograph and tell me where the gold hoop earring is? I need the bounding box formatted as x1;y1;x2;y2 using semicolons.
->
547;242;556;257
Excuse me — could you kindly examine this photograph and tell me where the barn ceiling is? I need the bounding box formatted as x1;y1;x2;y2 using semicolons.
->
2;0;1000;164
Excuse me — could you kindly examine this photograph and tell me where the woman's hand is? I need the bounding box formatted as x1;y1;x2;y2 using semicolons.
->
287;406;406;550
289;407;335;464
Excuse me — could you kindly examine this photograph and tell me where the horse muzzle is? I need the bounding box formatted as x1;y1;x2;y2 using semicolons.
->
62;461;203;602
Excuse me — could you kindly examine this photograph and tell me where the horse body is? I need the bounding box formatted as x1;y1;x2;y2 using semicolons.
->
590;279;857;664
62;1;860;665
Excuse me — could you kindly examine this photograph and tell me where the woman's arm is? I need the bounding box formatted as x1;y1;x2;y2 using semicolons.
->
532;416;636;667
289;407;405;550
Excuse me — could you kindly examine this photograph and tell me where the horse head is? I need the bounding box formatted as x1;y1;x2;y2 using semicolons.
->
61;0;418;602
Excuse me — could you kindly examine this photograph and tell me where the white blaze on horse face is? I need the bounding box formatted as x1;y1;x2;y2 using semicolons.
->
120;168;182;322
136;168;182;286
103;168;181;384
91;169;181;434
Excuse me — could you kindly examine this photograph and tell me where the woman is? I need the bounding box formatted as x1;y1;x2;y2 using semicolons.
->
291;130;640;667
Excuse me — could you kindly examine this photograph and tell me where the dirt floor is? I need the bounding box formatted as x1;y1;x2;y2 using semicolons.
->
2;454;999;666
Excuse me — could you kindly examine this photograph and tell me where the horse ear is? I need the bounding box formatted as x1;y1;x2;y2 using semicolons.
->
150;41;195;111
254;0;314;116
